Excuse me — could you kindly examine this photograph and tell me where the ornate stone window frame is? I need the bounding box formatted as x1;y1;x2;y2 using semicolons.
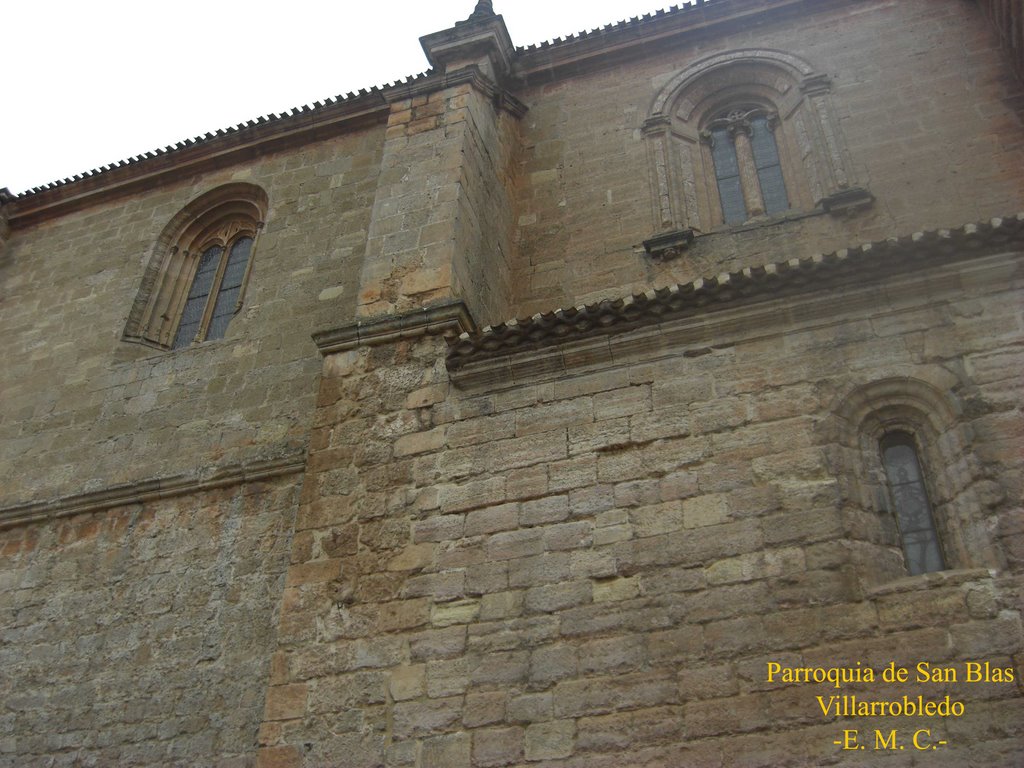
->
124;183;268;350
642;49;871;258
830;377;1004;587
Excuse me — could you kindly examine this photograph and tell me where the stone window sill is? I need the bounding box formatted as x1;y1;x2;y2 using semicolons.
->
865;567;997;598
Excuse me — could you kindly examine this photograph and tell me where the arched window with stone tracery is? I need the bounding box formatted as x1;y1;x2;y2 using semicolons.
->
171;229;256;349
124;183;268;350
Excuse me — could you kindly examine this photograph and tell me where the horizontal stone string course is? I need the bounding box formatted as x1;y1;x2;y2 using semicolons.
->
0;455;306;530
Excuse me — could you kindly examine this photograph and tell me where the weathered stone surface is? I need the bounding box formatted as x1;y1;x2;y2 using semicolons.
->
0;478;297;767
2;1;1024;767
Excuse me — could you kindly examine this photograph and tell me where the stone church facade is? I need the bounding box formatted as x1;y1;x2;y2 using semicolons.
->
1;0;1022;765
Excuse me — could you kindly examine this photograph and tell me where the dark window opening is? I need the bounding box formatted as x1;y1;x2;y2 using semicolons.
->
172;235;253;349
880;432;945;575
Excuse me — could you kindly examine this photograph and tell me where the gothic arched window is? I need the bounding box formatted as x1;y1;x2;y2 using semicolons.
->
123;183;267;350
879;431;945;575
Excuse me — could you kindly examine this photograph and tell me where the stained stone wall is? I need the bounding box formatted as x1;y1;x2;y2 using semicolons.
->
1;1;1023;767
0;474;299;767
0;128;380;767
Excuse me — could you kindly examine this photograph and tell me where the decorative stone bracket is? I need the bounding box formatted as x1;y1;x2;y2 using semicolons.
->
820;186;874;214
643;228;695;261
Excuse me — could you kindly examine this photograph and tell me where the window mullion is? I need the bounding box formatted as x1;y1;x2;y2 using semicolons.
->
731;124;765;218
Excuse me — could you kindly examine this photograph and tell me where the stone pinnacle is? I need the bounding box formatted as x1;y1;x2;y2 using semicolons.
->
468;0;495;20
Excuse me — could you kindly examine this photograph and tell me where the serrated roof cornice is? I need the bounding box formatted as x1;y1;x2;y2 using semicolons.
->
2;66;527;227
511;0;856;81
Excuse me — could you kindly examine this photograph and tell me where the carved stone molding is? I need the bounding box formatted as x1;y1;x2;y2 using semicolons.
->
0;454;307;531
644;48;871;232
383;65;527;118
313;301;478;355
420;3;516;81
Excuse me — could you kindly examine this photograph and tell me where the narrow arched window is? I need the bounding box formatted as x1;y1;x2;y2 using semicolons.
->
702;108;789;224
880;432;945;575
171;235;254;349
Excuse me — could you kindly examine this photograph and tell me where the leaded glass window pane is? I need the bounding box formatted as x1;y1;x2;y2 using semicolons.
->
881;432;945;575
172;245;223;349
710;128;747;224
750;117;789;215
207;237;253;341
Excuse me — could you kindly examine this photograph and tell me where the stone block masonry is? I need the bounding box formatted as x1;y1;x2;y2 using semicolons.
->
511;0;1024;317
258;244;1024;765
0;126;385;508
1;1;1023;765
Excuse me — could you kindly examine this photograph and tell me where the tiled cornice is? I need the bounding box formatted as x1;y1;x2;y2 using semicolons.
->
446;215;1024;373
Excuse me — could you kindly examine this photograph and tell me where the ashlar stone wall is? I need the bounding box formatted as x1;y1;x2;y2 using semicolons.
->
258;250;1024;767
0;124;381;767
358;81;519;327
511;0;1024;316
2;3;1023;766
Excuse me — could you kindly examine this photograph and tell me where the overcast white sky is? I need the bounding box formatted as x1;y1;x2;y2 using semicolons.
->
2;1;684;195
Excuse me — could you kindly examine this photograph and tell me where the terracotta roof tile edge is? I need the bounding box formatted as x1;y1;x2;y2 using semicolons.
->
446;214;1024;369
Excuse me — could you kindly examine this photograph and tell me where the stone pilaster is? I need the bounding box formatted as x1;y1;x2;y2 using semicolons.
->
355;7;522;328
